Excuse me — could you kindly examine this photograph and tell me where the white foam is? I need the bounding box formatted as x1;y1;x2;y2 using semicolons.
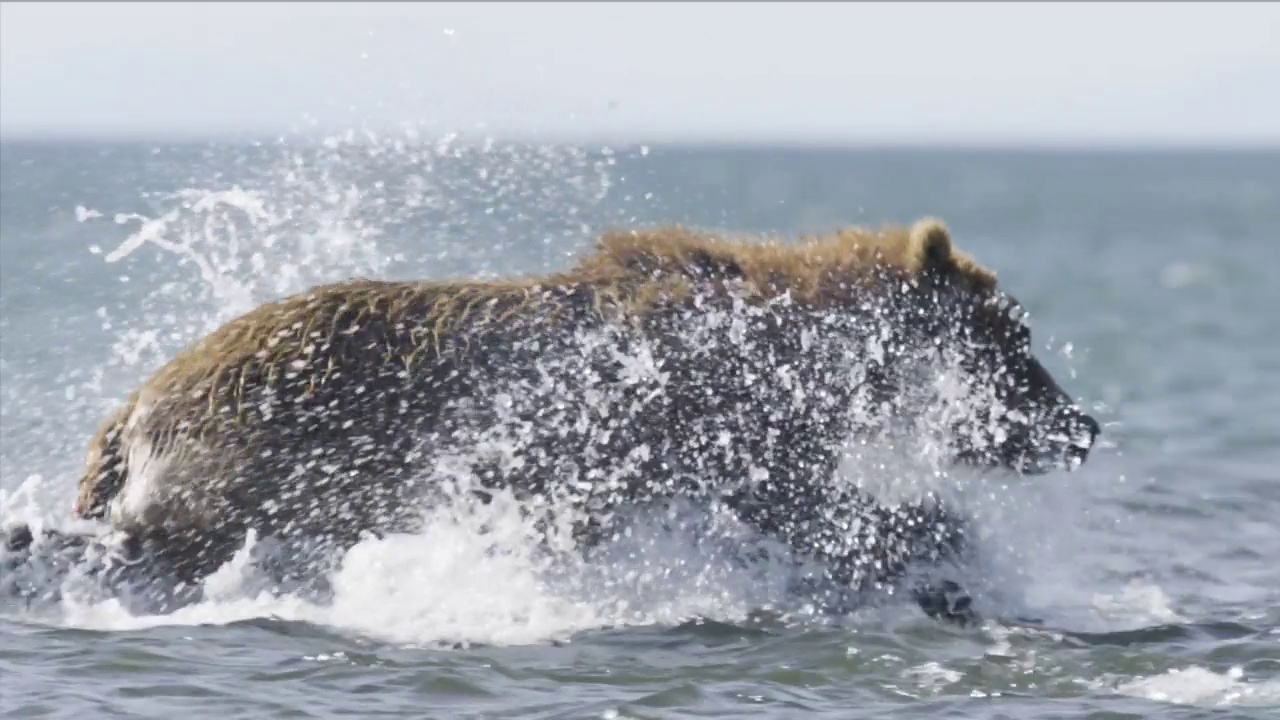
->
43;499;795;648
1091;579;1187;626
1116;666;1280;707
0;474;100;534
74;205;103;222
904;661;963;694
319;522;611;647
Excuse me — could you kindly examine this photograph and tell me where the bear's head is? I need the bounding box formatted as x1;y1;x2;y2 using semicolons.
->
587;218;1100;475
885;218;1100;473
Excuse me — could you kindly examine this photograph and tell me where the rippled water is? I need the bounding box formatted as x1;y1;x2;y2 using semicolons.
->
2;138;1278;718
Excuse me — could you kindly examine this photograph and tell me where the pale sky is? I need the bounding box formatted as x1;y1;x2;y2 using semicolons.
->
2;2;1278;145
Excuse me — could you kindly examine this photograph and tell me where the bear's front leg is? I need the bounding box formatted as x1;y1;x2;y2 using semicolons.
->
911;579;978;625
722;470;976;623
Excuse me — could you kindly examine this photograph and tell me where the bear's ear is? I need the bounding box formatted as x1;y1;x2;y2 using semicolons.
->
909;217;954;278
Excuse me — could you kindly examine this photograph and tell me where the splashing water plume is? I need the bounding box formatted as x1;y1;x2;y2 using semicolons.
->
0;128;1115;651
2;129;661;645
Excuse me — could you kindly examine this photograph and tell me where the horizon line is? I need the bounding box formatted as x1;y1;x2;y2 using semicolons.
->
3;130;1279;154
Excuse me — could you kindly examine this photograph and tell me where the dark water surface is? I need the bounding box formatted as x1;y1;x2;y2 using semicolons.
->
2;139;1278;718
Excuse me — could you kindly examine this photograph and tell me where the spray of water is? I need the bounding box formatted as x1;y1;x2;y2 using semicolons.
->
0;128;1125;648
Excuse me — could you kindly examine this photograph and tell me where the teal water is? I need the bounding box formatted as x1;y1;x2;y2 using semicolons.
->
2;139;1279;718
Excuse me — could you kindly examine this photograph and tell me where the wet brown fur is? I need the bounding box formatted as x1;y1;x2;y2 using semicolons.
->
73;218;997;524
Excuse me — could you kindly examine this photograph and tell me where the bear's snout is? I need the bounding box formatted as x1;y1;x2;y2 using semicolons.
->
1062;408;1101;468
1020;404;1101;474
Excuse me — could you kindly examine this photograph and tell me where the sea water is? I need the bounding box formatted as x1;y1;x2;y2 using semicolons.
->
2;136;1278;718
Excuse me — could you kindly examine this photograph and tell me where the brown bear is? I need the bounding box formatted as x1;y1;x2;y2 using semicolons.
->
46;217;1097;617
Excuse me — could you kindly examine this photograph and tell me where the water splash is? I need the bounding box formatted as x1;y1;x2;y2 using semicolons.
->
1;128;632;639
27;495;805;648
3;129;617;502
1114;666;1280;708
3;129;826;645
0;127;1114;649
